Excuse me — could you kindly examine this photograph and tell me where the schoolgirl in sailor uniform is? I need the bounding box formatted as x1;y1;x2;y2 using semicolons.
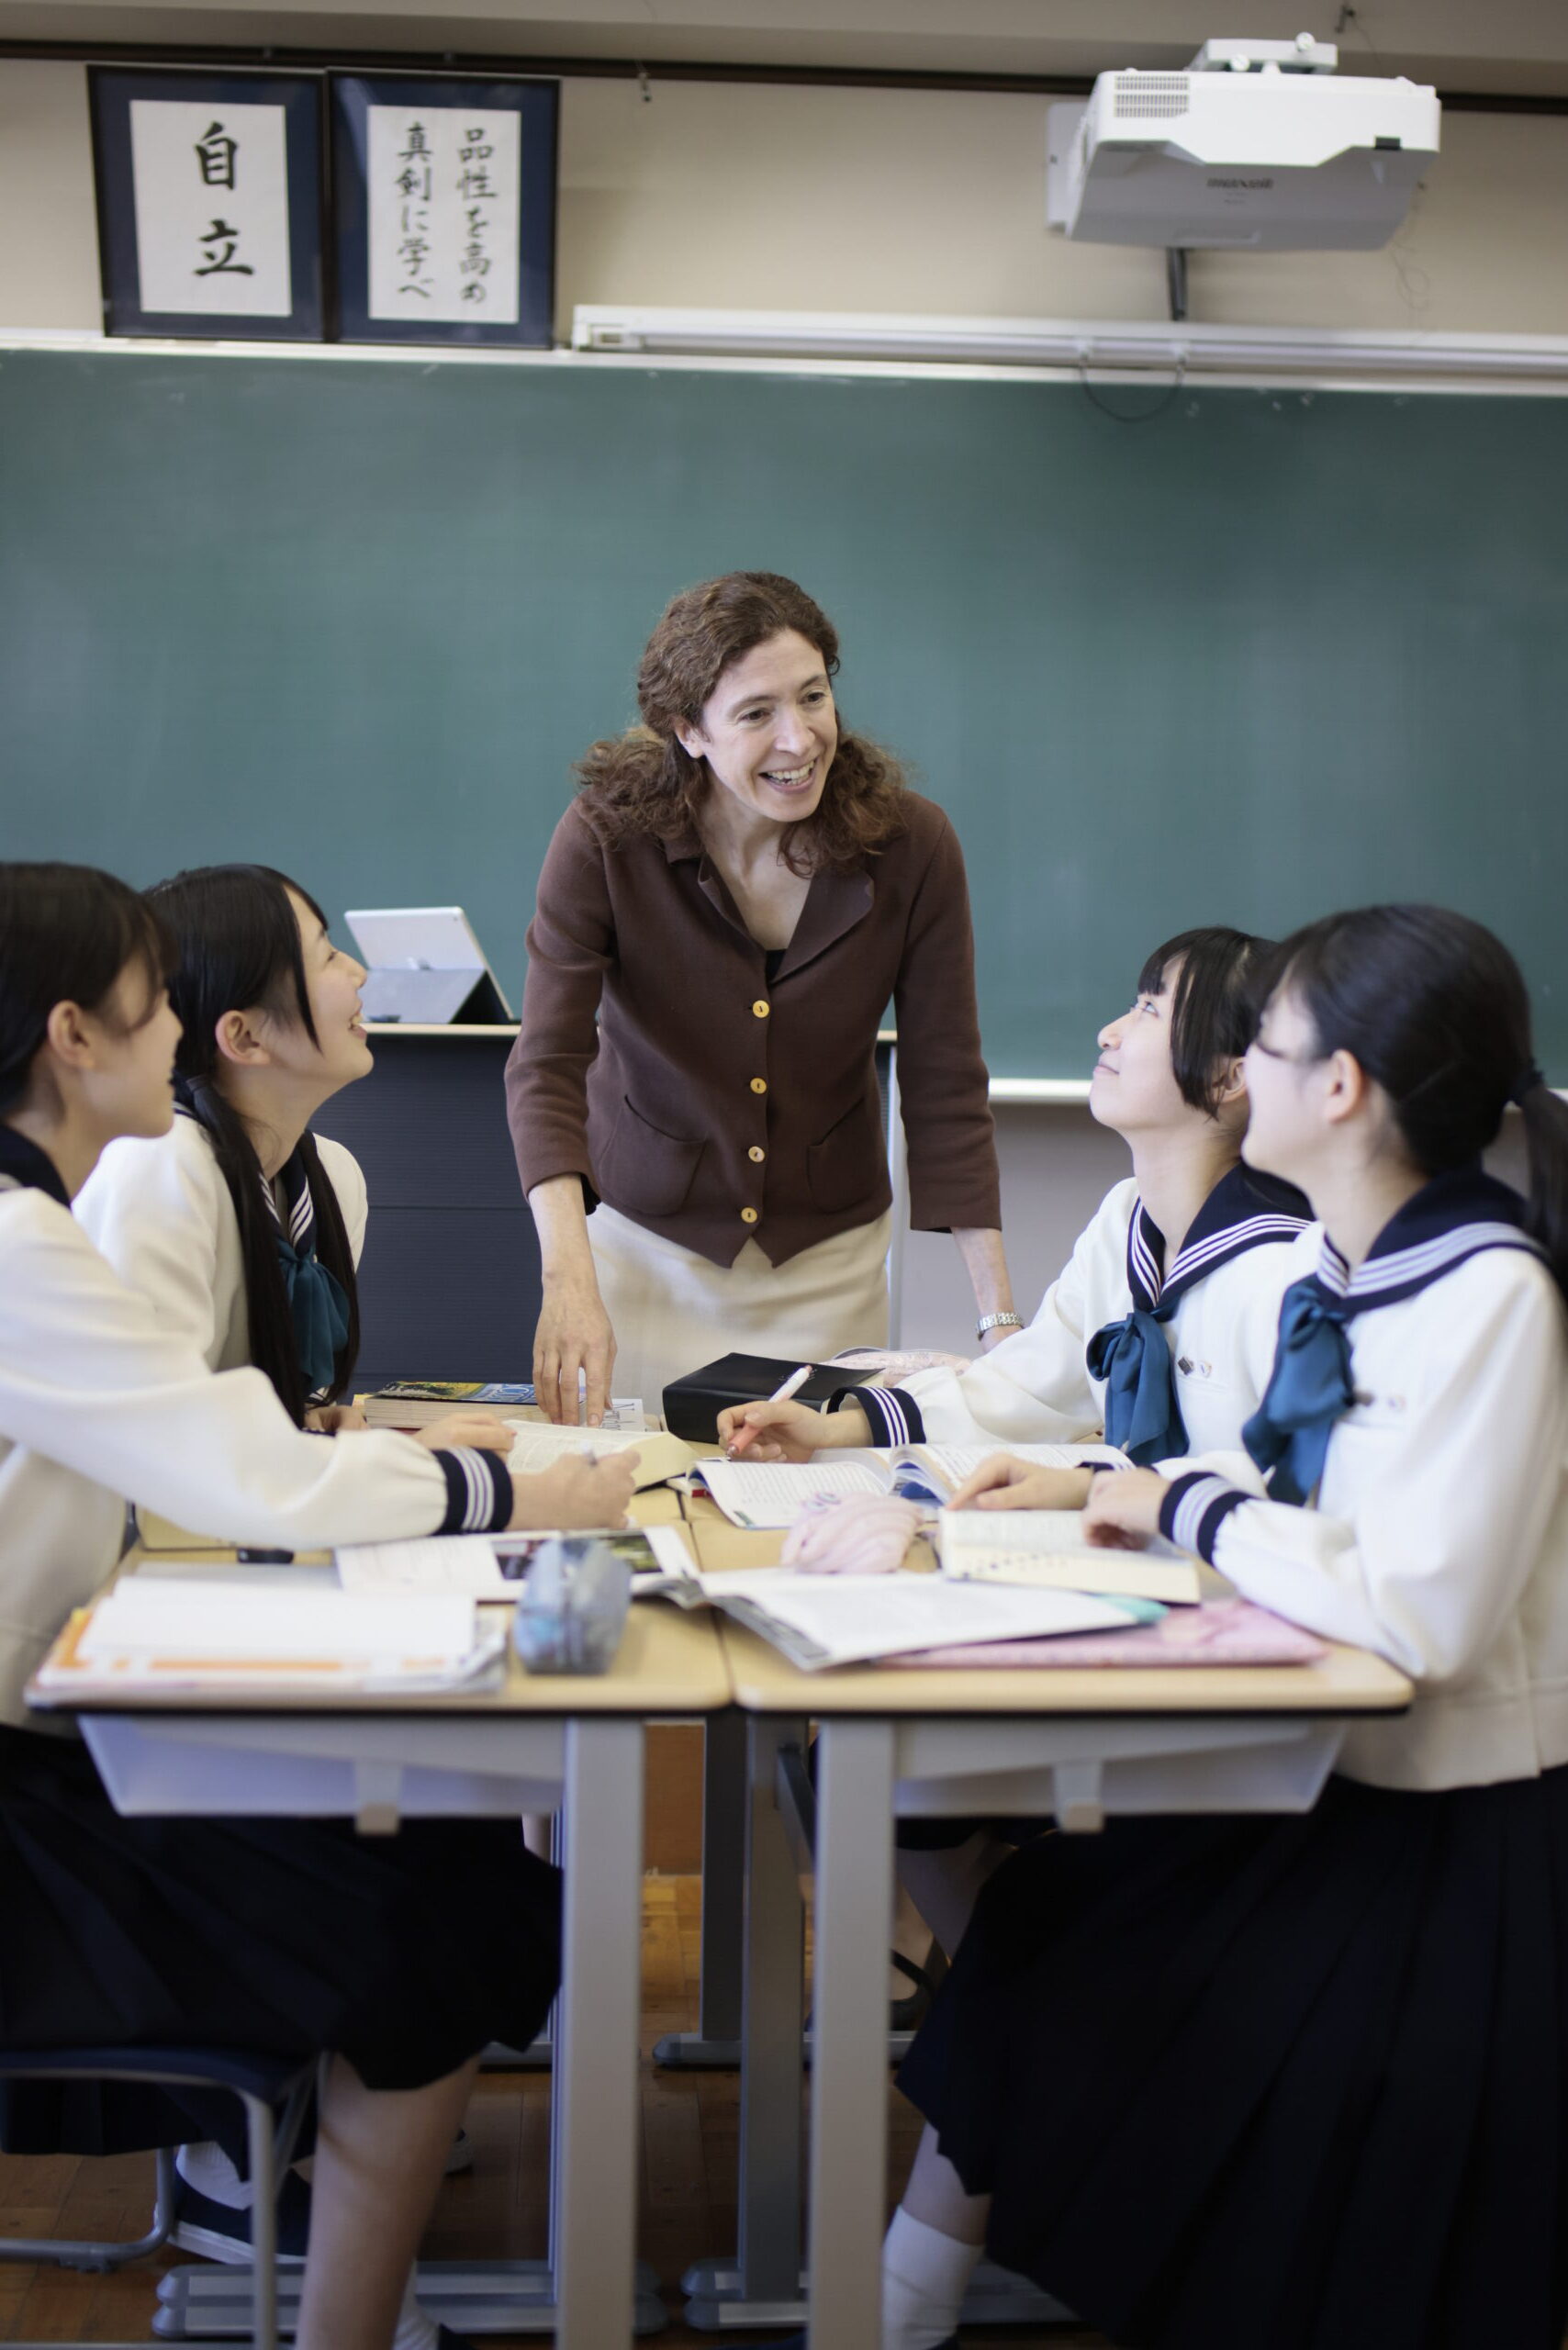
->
722;926;1308;1483
77;866;533;1466
0;865;635;2350
78;865;620;1535
882;905;1568;2350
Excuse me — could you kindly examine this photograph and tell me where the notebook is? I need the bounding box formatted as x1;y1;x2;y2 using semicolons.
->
32;1581;505;1696
691;1566;1150;1672
694;1441;1123;1529
504;1423;698;1491
938;1509;1201;1606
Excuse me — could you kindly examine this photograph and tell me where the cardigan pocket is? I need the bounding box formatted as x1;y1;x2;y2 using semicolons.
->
602;1095;706;1219
806;1097;882;1214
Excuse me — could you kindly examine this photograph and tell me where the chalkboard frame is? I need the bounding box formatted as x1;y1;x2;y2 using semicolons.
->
89;67;325;342
330;74;559;349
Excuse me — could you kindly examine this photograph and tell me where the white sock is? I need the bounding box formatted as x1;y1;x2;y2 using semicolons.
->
389;2270;440;2350
881;2206;981;2350
174;2141;252;2210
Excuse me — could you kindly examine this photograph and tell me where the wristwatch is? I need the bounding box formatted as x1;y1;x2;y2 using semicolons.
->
975;1311;1025;1339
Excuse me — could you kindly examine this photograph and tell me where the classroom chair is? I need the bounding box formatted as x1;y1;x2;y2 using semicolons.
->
0;2042;313;2350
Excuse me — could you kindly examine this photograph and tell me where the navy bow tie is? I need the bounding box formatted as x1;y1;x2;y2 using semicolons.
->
1241;1277;1356;1505
274;1225;350;1397
1086;1307;1186;1466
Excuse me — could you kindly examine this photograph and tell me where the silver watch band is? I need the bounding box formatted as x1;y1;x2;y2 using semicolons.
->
975;1311;1025;1337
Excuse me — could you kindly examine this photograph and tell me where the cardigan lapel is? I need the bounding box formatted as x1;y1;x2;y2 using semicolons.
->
663;817;874;971
774;866;875;979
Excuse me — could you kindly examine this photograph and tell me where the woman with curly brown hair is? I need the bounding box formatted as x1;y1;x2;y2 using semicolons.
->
505;572;1016;1420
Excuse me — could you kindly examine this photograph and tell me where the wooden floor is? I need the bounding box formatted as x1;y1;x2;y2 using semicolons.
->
0;1874;1106;2344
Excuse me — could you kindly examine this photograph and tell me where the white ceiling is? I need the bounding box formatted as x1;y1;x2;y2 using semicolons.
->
4;0;1566;96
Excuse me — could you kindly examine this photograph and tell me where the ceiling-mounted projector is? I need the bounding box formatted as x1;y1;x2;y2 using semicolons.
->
1047;33;1439;251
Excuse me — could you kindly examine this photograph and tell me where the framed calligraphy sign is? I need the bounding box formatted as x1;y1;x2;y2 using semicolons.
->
331;76;558;348
90;70;324;341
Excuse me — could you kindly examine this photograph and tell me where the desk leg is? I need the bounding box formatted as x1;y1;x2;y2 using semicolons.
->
806;1719;896;2350
655;1708;746;2067
552;1717;644;2350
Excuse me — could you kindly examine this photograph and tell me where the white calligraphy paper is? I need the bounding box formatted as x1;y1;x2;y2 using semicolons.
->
129;99;292;317
366;106;521;325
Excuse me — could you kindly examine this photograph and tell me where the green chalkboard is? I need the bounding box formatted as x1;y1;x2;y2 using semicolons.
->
3;347;1565;1078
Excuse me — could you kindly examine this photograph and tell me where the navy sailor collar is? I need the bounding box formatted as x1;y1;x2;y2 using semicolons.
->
0;1124;72;1208
1315;1164;1543;1314
1127;1163;1310;1315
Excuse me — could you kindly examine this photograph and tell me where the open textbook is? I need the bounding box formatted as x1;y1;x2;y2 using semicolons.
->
31;1580;506;1697
692;1567;1151;1672
695;1440;1125;1530
505;1422;699;1492
938;1509;1201;1606
336;1523;697;1601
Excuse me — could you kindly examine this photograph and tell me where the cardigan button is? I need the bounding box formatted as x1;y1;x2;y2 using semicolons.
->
750;1077;767;1094
752;999;770;1018
740;1206;759;1224
748;1146;766;1162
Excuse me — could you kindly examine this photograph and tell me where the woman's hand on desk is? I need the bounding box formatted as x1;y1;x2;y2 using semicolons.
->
1081;1467;1170;1549
718;1399;871;1461
533;1276;617;1429
511;1452;640;1531
307;1403;370;1434
946;1456;1096;1512
410;1413;514;1454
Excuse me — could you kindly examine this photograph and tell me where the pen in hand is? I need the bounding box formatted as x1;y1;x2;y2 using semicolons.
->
724;1364;814;1459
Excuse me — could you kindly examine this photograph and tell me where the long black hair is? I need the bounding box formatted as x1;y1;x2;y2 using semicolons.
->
0;863;174;1115
149;864;361;1423
1137;926;1277;1115
1270;903;1568;1293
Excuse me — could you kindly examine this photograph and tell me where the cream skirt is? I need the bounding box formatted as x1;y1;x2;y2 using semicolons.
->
588;1203;892;1413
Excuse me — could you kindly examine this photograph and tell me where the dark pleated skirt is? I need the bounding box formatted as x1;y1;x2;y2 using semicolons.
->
899;1766;1568;2350
0;1725;560;2160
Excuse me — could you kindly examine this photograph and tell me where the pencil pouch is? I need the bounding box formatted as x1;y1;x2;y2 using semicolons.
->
510;1537;633;1674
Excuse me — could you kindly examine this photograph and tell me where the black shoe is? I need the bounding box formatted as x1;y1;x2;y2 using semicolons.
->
167;2165;311;2263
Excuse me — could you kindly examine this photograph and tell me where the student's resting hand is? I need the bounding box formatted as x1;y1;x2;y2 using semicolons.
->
945;1455;1096;1513
307;1403;370;1434
411;1413;514;1454
718;1399;870;1462
1081;1467;1170;1549
510;1451;640;1531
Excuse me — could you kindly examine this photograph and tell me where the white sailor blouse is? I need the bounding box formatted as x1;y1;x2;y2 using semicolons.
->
0;1133;510;1731
76;1114;366;1377
1159;1169;1568;1792
839;1167;1309;1460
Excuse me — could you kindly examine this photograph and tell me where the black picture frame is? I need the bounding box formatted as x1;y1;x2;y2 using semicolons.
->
331;75;558;348
89;68;324;342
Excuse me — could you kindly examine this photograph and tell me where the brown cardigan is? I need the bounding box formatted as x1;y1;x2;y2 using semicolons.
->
505;789;1002;1270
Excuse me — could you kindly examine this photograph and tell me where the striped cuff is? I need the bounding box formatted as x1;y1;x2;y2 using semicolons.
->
1159;1471;1249;1564
827;1384;926;1448
432;1447;512;1534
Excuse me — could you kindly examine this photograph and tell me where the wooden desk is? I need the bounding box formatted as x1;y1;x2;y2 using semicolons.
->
684;1512;1410;2344
29;1515;727;2350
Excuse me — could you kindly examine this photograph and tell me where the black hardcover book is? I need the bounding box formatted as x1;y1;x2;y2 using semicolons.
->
662;1352;846;1445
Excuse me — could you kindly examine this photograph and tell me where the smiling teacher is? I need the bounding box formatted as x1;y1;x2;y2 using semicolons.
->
505;573;1016;1422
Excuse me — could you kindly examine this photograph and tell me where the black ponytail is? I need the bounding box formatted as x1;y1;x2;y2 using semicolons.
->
150;866;361;1423
1272;904;1568;1295
0;864;174;1114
